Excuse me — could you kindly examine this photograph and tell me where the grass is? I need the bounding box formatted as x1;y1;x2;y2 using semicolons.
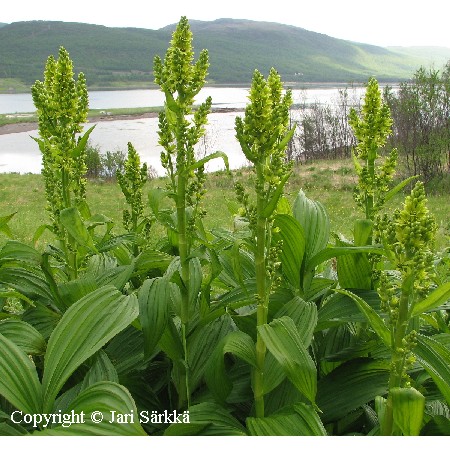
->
1;159;448;251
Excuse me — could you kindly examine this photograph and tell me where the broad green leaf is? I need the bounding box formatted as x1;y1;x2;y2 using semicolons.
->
205;330;256;402
293;189;329;262
80;350;119;390
258;316;317;404
37;382;146;436
0;240;42;265
0;333;42;414
336;222;373;289
42;286;139;412
96;264;134;290
306;245;385;273
421;416;450;436
188;315;234;393
391;387;425;436
22;302;61;340
59;207;97;252
414;334;450;405
0;266;53;305
0;319;46;355
274;297;317;347
58;274;98;309
105;326;146;375
247;403;327;436
138;277;171;359
411;282;450;316
317;358;389;423
133;249;173;275
336;289;391;347
273;214;305;289
317;289;381;331
164;402;247;436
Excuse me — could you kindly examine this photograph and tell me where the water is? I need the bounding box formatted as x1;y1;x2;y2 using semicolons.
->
0;86;366;174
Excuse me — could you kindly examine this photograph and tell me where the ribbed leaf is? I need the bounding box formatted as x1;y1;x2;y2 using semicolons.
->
22;302;61;340
188;315;233;393
0;333;43;414
293;189;329;262
411;282;450;316
336;289;391;347
317;358;389;423
60;207;96;252
80;350;119;390
414;334;450;405
37;382;146;436
138;277;171;359
247;403;327;436
164;402;247;436
205;330;256;402
258;316;316;404
0;319;46;355
0;266;54;304
0;240;42;265
317;289;381;331
274;297;317;347
42;286;139;412
391;387;425;436
273;214;305;289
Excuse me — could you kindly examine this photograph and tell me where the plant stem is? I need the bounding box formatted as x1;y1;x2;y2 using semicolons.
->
254;163;267;418
382;287;411;435
177;144;191;408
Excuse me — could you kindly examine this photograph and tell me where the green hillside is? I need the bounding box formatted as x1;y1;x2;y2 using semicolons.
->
0;19;446;89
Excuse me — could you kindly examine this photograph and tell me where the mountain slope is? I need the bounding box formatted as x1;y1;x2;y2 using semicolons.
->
0;19;444;88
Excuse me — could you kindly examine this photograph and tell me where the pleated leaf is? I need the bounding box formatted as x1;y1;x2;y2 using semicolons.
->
42;286;139;412
247;403;327;436
164;402;247;436
0;333;43;414
37;382;146;436
391;387;425;436
205;330;256;402
60;207;97;252
317;358;389;423
274;297;317;347
258;316;317;404
138;277;171;359
293;189;330;262
273;214;305;289
414;334;450;405
0;319;46;355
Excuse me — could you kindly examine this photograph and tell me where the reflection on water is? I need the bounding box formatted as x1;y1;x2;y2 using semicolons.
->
0;112;246;174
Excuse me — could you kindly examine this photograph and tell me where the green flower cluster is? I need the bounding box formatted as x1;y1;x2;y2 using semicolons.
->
349;77;396;220
117;142;150;246
31;46;89;235
376;182;437;386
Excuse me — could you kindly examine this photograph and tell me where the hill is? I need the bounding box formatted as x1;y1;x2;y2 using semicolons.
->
0;19;447;89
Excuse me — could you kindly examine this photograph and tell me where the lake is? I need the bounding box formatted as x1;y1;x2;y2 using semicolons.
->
0;86;366;174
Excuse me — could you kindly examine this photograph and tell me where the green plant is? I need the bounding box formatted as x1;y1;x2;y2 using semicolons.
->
151;16;228;408
117;142;151;256
31;46;95;280
234;67;294;417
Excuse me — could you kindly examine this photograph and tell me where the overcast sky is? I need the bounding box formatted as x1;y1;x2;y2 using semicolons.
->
3;0;450;48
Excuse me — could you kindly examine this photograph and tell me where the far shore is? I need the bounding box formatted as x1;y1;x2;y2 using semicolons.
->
0;107;244;136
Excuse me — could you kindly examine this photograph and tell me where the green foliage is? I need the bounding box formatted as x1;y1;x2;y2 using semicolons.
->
1;18;449;438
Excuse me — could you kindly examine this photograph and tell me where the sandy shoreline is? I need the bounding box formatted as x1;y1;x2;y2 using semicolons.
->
0;112;159;136
0;108;243;136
